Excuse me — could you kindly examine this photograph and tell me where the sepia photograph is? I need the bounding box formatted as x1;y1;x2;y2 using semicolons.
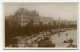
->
3;2;78;49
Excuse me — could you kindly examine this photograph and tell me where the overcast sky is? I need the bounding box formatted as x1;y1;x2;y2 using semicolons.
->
4;2;78;21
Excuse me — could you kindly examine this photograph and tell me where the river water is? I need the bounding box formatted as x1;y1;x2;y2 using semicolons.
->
50;30;77;48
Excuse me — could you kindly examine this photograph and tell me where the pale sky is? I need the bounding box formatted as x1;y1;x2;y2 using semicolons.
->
4;2;78;20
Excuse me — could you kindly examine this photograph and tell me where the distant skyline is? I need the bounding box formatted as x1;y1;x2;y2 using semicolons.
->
4;2;78;21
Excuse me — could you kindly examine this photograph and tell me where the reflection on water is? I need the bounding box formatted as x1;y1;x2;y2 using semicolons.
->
50;30;77;48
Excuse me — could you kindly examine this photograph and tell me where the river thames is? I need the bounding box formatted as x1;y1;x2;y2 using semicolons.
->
50;30;77;48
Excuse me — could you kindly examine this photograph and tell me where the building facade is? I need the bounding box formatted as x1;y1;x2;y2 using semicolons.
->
7;8;54;27
14;8;40;26
39;17;53;25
